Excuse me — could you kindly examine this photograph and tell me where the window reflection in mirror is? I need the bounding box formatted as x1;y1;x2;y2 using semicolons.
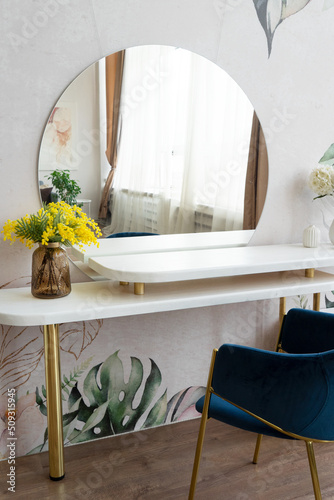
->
38;45;268;239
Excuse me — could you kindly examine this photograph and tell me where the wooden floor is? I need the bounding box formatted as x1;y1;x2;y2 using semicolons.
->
1;418;334;499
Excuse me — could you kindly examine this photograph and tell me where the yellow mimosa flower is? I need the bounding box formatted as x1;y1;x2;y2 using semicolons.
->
1;202;101;250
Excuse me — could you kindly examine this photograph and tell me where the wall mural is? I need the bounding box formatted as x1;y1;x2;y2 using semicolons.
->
31;353;205;453
0;277;205;459
252;0;312;55
0;350;205;457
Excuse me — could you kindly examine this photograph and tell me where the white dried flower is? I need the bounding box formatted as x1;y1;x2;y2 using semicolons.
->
308;165;334;198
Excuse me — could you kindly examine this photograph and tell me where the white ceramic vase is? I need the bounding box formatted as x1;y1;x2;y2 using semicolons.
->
303;225;320;248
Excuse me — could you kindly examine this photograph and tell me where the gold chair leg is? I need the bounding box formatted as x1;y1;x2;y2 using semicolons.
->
189;349;218;500
305;441;322;500
252;434;263;464
188;408;209;500
43;324;65;480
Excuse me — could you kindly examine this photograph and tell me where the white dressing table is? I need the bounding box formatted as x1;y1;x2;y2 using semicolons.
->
1;234;334;480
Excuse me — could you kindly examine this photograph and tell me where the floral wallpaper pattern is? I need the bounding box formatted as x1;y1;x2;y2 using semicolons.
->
253;0;312;55
0;346;205;458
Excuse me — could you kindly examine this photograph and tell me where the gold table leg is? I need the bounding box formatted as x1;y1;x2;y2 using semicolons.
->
276;297;286;352
313;293;320;311
305;268;315;278
134;282;145;295
279;296;286;325
305;268;321;311
43;324;65;481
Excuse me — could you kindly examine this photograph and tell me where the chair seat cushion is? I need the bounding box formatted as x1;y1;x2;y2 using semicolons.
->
196;394;294;440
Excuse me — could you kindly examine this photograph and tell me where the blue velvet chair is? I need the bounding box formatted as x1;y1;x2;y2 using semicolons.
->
189;308;334;500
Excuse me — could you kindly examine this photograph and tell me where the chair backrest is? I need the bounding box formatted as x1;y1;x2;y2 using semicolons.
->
212;343;334;441
280;308;334;354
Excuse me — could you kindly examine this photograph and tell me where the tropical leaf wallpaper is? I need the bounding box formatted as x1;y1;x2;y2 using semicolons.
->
253;0;312;55
0;318;205;458
0;274;207;460
30;352;204;454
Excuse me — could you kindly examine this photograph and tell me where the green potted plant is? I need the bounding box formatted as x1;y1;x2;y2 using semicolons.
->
48;169;81;206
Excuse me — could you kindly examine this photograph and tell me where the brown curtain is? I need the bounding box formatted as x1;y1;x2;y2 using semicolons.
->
243;112;268;230
98;50;125;219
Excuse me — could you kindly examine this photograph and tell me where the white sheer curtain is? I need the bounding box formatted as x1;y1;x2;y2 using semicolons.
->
106;45;253;235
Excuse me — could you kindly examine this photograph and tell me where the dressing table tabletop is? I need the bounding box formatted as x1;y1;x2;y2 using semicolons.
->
1;268;334;327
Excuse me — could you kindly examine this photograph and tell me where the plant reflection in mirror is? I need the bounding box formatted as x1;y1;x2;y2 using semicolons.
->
48;169;81;206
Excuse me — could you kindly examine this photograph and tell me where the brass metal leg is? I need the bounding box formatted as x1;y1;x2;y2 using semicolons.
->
189;349;217;500
276;297;286;351
305;268;315;278
304;268;321;312
305;441;322;500
134;282;145;295
43;324;65;480
279;297;286;323
252;434;263;464
120;281;129;286
313;293;320;312
188;406;209;500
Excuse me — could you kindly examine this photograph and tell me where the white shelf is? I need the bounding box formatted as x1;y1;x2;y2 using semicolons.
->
88;243;334;284
1;270;334;327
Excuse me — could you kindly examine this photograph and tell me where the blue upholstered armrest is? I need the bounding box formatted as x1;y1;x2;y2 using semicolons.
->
212;344;334;440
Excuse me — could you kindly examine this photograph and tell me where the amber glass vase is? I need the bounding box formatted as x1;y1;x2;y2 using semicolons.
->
31;243;71;299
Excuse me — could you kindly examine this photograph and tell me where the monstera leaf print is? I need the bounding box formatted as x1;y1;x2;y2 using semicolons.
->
325;292;334;309
35;351;167;448
253;0;311;55
33;353;208;454
164;386;206;423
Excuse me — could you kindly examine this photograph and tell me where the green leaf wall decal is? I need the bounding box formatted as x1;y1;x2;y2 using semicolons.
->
252;0;311;55
33;352;205;453
65;351;167;443
319;143;334;166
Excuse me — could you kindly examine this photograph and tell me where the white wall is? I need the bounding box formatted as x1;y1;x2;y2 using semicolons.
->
1;0;334;458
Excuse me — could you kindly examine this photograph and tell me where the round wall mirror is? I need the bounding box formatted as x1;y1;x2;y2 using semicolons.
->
38;45;268;239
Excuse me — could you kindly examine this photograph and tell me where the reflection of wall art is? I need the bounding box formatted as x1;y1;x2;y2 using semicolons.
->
253;0;312;56
39;102;78;171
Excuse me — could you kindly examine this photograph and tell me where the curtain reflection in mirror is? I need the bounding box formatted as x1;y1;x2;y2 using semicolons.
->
99;50;125;219
243;113;268;230
102;46;254;235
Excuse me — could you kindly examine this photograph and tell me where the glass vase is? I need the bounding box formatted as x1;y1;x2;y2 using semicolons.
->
31;242;71;299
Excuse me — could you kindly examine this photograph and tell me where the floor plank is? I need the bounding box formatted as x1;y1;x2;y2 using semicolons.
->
1;418;334;499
